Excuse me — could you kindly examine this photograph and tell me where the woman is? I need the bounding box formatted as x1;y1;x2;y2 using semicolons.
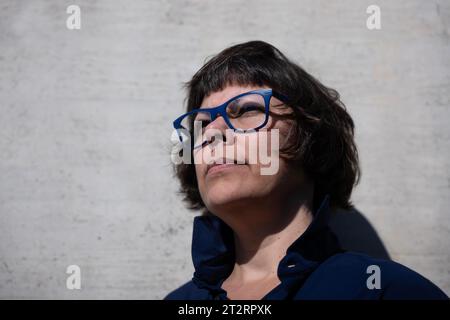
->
165;41;447;300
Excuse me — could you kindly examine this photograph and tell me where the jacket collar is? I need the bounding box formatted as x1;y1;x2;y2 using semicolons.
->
190;195;343;298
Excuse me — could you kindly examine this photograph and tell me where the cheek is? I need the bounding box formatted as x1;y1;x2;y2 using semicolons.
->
193;147;214;193
194;162;206;190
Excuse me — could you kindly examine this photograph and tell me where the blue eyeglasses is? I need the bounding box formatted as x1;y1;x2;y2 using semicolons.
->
173;88;289;149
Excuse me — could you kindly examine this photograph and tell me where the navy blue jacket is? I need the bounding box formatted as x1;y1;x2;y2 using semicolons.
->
165;197;448;300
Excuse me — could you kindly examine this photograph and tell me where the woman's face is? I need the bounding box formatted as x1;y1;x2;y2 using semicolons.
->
194;85;304;216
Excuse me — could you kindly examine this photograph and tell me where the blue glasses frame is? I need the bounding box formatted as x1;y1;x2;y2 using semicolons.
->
173;88;289;143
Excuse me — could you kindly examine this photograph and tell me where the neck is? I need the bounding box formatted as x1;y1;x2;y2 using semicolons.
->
219;191;314;283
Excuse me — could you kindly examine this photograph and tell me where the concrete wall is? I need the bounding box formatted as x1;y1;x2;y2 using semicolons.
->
0;0;449;298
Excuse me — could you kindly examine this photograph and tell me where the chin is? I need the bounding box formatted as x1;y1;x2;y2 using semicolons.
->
206;191;241;207
204;189;251;213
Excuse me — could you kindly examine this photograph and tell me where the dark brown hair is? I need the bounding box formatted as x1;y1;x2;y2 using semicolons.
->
174;40;360;211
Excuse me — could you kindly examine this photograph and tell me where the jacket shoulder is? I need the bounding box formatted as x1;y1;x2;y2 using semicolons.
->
298;252;448;300
164;280;195;300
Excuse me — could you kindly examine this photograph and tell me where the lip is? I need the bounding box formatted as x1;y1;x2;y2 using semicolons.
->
206;161;246;176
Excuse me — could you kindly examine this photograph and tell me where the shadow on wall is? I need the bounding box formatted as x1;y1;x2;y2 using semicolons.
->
328;208;390;260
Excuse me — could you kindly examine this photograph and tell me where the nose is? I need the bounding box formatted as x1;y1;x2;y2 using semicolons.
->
207;114;228;131
202;114;230;147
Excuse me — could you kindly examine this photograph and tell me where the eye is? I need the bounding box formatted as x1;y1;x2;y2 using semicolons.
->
192;118;211;132
242;103;265;112
229;102;265;118
193;114;211;128
201;120;211;128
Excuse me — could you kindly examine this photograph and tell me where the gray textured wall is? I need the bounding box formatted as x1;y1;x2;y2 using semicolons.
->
0;0;449;299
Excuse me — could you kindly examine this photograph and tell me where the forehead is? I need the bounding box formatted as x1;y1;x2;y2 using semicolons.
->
200;85;269;108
